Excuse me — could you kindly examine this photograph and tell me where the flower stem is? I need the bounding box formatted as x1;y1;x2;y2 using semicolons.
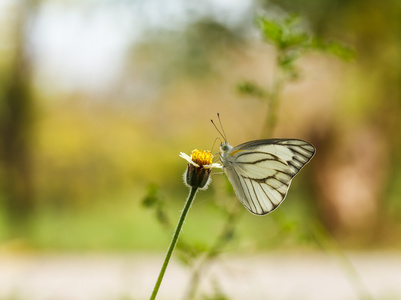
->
150;187;198;300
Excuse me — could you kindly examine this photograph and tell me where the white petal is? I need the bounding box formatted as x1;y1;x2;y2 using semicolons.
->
179;152;199;167
204;163;222;169
179;152;191;161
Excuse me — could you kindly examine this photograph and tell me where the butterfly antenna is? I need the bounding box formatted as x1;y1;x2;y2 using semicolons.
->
211;117;226;142
217;113;228;142
211;137;222;155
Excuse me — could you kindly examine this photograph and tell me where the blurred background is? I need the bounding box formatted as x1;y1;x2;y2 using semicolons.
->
1;0;401;299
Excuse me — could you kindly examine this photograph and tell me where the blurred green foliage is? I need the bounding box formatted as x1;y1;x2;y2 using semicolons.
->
0;0;401;254
134;18;246;81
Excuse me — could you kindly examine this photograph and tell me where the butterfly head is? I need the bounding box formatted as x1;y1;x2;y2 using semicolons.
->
220;141;233;155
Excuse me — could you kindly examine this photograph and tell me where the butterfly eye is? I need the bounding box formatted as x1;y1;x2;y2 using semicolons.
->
220;143;229;151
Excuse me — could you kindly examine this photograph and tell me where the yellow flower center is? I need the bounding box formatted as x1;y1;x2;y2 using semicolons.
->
191;149;213;167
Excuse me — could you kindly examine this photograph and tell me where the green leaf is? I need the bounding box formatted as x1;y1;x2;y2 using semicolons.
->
258;15;312;51
237;81;268;98
258;17;284;47
141;183;160;208
278;51;299;67
312;38;356;60
285;32;311;49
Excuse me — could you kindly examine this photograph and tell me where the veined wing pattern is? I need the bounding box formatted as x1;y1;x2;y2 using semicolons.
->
223;139;315;215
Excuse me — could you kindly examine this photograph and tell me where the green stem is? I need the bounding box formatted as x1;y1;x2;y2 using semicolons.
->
184;207;241;300
150;187;198;300
262;54;283;138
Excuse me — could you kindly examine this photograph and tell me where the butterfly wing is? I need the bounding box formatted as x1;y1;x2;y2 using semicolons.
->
223;139;315;215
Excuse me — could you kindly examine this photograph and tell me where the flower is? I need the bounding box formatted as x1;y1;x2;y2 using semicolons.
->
180;149;221;189
179;149;221;169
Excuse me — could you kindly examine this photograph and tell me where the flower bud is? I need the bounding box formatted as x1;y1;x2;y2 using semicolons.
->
179;149;221;190
184;163;211;189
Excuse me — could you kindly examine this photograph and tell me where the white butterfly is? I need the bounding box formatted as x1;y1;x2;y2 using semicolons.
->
213;117;316;215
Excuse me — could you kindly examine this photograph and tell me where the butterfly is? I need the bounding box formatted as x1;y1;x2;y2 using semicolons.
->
212;115;315;215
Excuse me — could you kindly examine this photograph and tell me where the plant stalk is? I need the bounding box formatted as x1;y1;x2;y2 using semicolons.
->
150;187;198;300
262;54;284;138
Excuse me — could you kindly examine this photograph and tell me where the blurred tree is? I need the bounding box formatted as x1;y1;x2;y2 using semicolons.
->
131;17;247;86
0;1;37;236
